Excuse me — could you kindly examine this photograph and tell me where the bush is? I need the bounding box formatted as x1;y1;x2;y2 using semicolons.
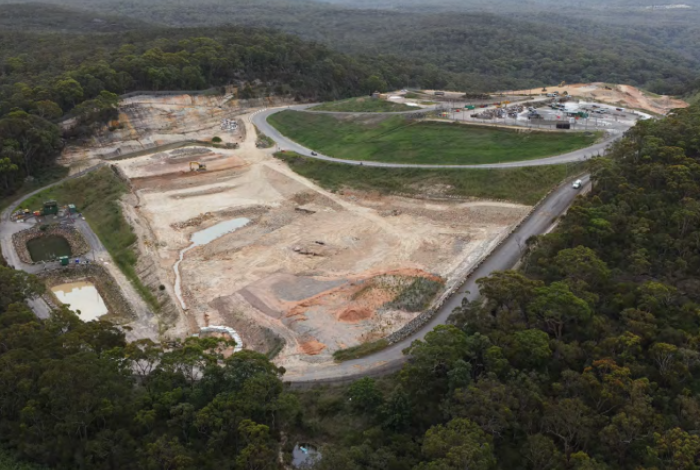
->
333;339;389;362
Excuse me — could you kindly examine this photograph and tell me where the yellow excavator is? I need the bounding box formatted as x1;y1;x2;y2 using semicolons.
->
189;161;207;172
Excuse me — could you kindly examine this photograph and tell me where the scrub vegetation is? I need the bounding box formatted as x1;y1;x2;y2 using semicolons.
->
311;96;416;112
276;151;583;205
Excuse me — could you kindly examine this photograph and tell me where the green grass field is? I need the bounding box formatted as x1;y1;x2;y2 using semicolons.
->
311;96;416;112
269;111;599;165
19;167;160;311
276;152;584;205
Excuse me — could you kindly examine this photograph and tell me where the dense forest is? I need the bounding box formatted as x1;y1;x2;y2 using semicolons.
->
2;1;700;94
3;100;700;470
0;266;299;469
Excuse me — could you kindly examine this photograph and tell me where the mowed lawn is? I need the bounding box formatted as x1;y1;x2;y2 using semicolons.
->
311;96;416;112
269;111;599;165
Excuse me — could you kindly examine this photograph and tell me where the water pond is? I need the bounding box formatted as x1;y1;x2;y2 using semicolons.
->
27;235;71;262
51;281;108;321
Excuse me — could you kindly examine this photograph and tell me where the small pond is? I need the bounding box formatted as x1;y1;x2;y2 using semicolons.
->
292;443;321;469
51;281;108;321
27;235;72;262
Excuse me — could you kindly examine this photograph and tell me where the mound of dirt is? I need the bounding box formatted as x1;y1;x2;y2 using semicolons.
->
299;340;327;355
337;306;373;323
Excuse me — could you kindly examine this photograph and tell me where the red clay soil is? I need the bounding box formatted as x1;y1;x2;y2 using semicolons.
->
299;340;327;355
285;268;443;321
337;306;373;323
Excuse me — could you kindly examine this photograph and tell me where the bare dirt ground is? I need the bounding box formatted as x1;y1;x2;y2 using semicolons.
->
58;93;290;175
100;94;530;373
507;82;687;115
61;92;530;373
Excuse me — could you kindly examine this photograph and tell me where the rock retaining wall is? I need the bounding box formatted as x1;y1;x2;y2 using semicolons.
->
13;225;89;265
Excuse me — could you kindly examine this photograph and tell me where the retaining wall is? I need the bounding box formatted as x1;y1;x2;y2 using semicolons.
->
13;225;89;265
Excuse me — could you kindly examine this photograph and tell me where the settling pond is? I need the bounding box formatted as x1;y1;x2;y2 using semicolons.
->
27;235;71;262
51;281;108;320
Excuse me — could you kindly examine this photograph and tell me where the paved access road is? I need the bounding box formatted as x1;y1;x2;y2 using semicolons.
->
252;105;622;168
284;175;592;384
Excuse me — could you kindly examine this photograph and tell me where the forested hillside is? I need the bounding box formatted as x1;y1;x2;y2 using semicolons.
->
3;1;699;94
298;103;700;469
0;267;298;469
0;3;148;32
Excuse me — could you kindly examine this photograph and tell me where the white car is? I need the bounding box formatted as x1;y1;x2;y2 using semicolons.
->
572;179;583;189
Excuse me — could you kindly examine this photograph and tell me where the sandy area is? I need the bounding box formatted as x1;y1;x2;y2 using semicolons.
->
506;82;687;115
56;91;530;374
57;93;291;175
110;111;527;373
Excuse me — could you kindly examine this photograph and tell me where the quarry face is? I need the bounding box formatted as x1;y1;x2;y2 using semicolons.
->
104;93;529;375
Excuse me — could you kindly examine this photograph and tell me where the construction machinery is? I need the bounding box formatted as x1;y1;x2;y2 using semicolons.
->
189;162;207;172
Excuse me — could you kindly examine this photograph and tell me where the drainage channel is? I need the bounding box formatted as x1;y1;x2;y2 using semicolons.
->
173;217;250;353
173;217;250;311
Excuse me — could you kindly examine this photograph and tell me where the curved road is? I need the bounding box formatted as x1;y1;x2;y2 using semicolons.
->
252;105;624;169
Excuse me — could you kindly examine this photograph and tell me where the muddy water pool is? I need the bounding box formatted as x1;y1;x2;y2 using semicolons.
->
51;281;108;320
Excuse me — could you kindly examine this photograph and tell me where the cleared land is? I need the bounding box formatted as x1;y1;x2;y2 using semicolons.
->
96;97;534;376
277;152;582;205
34;91;583;376
311;96;416;112
268;111;598;164
506;82;688;115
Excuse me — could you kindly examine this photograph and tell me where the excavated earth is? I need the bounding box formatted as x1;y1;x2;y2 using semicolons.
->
509;82;687;115
80;92;531;374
